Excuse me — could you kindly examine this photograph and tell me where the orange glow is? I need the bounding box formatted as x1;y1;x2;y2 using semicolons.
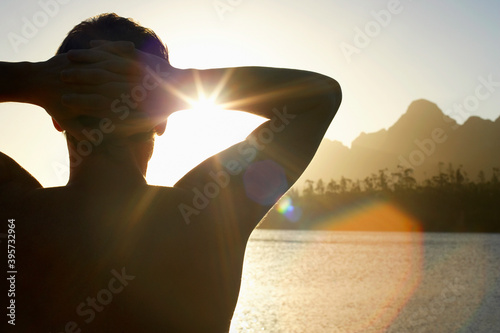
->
310;199;424;332
314;199;423;233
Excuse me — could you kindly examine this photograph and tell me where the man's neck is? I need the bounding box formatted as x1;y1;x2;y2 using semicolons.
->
67;150;148;192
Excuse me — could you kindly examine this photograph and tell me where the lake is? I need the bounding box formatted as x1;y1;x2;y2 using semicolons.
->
230;230;500;333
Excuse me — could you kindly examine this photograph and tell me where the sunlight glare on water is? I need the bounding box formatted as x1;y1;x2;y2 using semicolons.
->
230;230;500;333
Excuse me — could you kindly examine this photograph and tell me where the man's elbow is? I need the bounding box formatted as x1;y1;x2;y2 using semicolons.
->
322;76;342;119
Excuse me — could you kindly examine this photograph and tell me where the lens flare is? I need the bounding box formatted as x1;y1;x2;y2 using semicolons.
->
276;195;302;222
189;97;221;112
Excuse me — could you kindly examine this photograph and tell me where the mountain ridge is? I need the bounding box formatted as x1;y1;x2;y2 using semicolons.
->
299;99;500;187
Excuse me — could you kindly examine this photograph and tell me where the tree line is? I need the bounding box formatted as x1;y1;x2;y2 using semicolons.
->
258;163;500;232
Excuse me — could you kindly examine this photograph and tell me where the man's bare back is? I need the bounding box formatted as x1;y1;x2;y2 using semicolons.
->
1;13;341;332
8;187;243;332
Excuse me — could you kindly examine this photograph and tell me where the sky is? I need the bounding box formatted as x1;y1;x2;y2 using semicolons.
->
1;0;499;187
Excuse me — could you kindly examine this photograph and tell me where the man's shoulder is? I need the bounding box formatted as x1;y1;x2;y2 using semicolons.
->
0;152;42;206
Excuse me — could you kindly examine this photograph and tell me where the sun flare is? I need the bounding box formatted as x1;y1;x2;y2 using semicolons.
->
189;97;222;113
146;98;266;187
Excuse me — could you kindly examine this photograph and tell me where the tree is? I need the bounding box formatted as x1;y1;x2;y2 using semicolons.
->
363;175;375;192
447;163;456;184
456;166;465;185
392;165;416;190
351;179;361;193
433;161;450;187
477;170;486;184
339;176;351;193
315;178;325;195
492;167;499;185
304;179;314;196
377;168;389;191
326;179;339;194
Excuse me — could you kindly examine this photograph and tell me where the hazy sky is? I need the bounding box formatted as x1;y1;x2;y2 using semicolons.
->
1;0;499;187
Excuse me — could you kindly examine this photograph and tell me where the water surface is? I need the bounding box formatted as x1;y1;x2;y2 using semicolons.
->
230;230;500;333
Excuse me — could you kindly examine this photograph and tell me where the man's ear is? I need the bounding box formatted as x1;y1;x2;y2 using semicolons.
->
154;121;167;136
52;118;63;132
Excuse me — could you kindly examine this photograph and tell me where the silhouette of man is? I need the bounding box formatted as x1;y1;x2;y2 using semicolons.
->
0;13;341;333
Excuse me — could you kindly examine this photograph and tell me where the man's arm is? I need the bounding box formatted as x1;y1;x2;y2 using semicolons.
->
173;67;341;235
0;62;35;104
0;62;47;195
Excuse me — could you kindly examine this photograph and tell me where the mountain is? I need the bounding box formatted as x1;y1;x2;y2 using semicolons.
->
298;99;500;187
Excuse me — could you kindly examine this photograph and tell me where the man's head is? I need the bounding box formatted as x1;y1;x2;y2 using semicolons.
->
56;13;168;61
55;13;169;171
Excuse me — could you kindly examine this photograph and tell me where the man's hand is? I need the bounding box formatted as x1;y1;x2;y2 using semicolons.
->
0;55;110;140
26;53;101;138
59;41;182;138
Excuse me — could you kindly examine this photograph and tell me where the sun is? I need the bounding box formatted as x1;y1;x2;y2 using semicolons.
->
146;100;266;187
189;96;221;113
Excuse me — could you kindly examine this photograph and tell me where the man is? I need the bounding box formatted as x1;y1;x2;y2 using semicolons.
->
1;13;341;332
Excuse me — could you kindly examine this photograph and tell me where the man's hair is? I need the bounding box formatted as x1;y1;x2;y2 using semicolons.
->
57;13;168;62
57;13;167;149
